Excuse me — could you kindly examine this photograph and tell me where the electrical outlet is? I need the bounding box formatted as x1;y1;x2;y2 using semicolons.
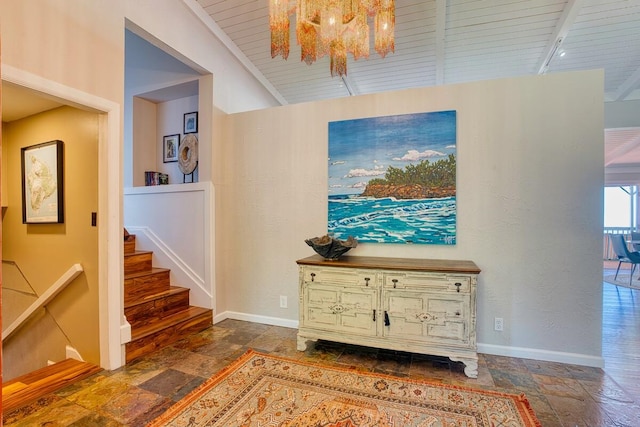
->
280;295;288;308
494;317;504;331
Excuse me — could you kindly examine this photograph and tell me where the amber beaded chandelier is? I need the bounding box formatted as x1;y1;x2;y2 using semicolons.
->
269;0;395;77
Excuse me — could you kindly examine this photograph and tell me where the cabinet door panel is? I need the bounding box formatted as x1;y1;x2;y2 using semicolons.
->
303;283;377;336
383;291;469;344
425;298;467;341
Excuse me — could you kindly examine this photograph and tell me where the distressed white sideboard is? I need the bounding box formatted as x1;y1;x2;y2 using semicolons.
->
296;255;481;378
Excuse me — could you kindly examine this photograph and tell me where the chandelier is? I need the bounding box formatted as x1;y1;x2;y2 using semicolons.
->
269;0;395;77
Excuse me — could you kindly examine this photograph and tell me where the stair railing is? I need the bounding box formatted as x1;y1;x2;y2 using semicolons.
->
2;262;84;342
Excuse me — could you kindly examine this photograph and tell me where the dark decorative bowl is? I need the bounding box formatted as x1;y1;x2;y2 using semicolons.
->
305;235;357;260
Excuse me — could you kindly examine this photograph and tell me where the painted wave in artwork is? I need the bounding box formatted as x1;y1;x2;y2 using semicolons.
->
328;195;456;245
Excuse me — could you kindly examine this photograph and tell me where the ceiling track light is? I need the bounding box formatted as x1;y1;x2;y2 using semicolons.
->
341;75;355;95
542;37;564;73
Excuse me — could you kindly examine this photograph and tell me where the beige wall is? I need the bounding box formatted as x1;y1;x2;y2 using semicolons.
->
132;97;158;187
220;71;605;365
2;106;99;378
0;0;124;106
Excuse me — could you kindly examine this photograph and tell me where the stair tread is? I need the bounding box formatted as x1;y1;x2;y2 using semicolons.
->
2;359;102;412
125;267;170;280
124;250;153;257
130;306;211;341
124;286;189;309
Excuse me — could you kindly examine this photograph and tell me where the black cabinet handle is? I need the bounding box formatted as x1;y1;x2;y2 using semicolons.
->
373;309;376;321
384;311;390;326
392;279;398;288
310;272;316;282
365;277;370;286
455;282;462;292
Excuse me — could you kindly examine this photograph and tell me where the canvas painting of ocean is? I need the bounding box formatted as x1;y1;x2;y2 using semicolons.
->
328;110;457;245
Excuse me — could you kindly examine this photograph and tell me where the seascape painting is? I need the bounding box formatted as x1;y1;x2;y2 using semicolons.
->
328;110;457;245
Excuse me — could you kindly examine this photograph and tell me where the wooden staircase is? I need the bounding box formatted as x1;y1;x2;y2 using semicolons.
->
124;229;212;363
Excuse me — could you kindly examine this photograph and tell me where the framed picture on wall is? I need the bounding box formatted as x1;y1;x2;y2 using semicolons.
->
184;111;198;134
21;140;64;224
163;134;180;163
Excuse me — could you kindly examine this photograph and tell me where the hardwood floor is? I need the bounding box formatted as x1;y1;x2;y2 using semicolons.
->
2;273;639;426
602;270;640;398
1;359;102;413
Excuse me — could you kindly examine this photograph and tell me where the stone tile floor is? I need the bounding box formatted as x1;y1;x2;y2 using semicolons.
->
3;282;639;426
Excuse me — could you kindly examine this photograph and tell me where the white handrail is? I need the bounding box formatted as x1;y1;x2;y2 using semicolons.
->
2;263;84;342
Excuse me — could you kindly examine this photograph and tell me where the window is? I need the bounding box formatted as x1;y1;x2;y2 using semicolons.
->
604;186;637;229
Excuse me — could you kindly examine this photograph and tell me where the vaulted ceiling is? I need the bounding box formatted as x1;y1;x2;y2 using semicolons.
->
193;0;640;177
194;0;640;105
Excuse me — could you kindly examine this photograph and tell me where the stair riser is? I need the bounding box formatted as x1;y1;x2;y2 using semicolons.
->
124;252;153;275
125;312;213;363
125;291;191;327
124;270;170;304
124;237;136;255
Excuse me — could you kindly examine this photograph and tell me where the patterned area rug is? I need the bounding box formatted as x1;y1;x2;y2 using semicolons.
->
604;274;640;290
148;349;541;427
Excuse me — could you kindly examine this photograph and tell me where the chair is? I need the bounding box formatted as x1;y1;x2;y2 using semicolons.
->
610;234;640;286
630;232;640;251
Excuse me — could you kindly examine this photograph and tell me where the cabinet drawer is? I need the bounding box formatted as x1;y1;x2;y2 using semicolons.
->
302;267;375;288
384;273;470;293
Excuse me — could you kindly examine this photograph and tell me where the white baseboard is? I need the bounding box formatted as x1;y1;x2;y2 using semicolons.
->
214;311;299;329
477;343;604;368
212;313;604;368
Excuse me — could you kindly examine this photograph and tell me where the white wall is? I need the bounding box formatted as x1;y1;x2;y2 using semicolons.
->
605;100;640;128
220;70;605;367
124;0;280;115
124;182;214;310
156;96;200;184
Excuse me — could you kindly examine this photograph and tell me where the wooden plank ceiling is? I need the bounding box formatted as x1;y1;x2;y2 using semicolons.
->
195;0;640;105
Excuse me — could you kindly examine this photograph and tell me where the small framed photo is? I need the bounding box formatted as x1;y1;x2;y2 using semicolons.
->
183;111;198;134
163;134;180;163
21;140;64;224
